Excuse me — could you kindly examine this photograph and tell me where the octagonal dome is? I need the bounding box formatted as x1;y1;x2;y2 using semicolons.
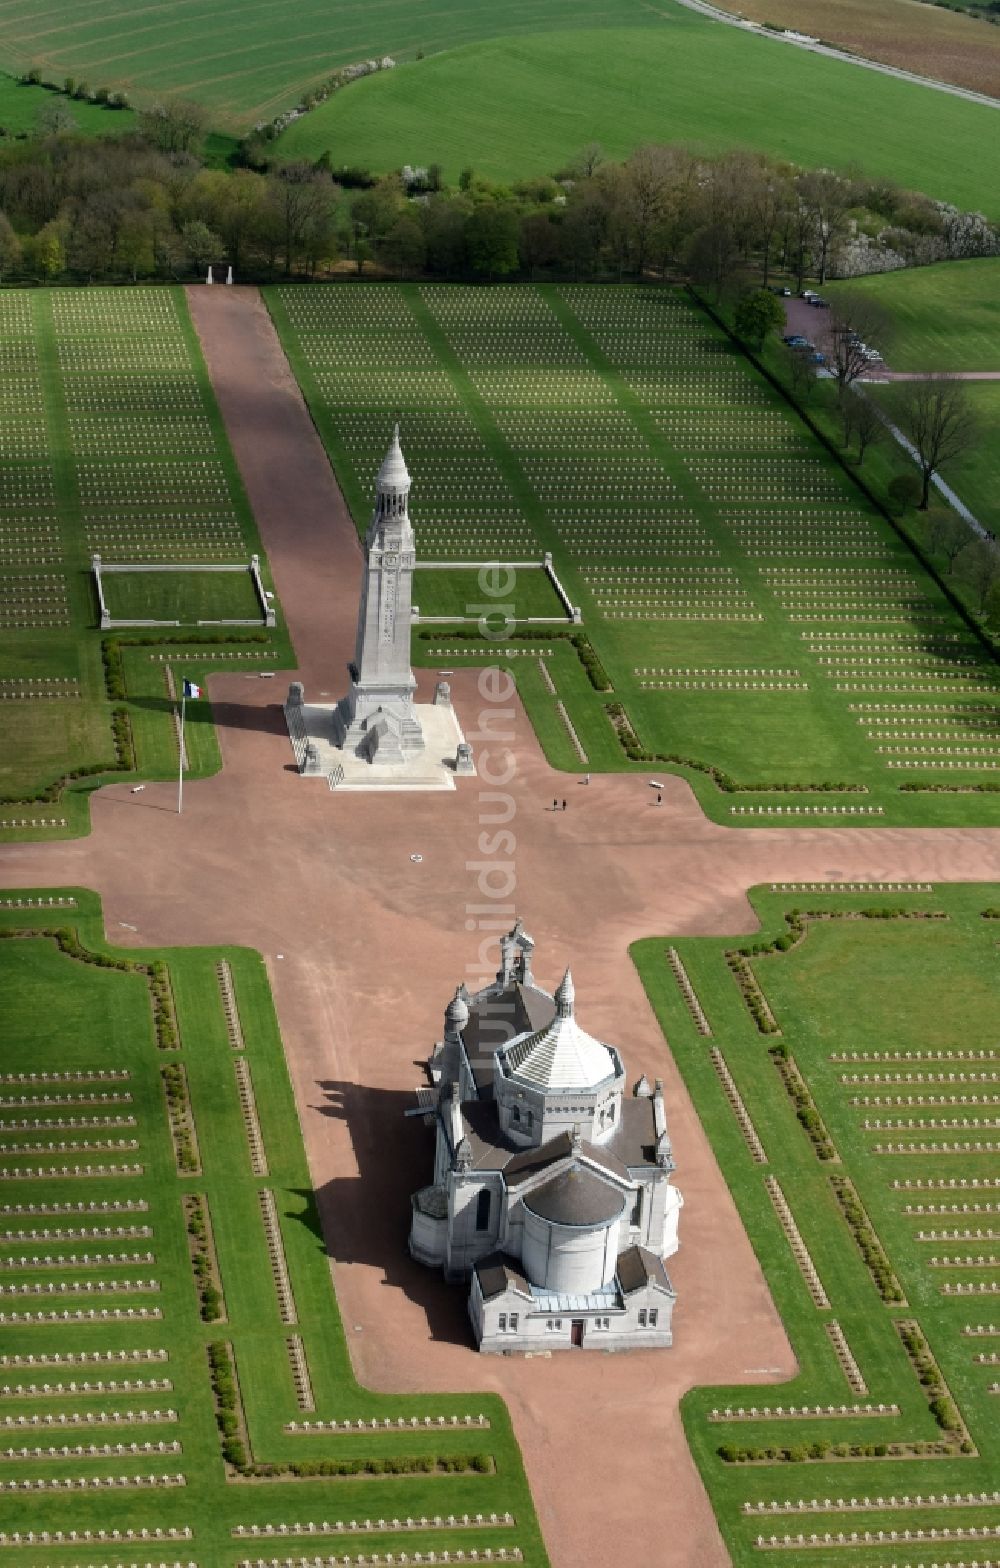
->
500;970;617;1092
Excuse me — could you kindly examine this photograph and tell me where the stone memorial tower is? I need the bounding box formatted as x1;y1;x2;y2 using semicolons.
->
332;425;425;763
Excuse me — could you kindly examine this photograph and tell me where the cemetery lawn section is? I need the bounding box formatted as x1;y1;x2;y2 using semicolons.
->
0;888;549;1567
0;286;291;842
826;259;1000;372
275;20;1000;216
267;281;1000;828
100;568;264;626
415;567;568;623
634;881;1000;1568
0;0;660;130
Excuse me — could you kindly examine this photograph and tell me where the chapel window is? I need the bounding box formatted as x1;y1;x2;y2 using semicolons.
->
476;1188;491;1231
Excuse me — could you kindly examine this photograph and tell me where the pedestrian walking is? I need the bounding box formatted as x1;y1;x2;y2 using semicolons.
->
553;799;558;812
562;799;567;811
657;792;662;806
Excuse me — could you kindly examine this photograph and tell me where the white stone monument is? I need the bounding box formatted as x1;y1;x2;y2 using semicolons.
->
284;427;473;790
331;425;425;763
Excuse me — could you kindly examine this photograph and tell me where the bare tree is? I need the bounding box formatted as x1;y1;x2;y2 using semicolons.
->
796;169;852;285
957;538;1000;611
926;508;971;573
747;166;792;287
841;389;885;464
821;290;892;395
893;375;978;509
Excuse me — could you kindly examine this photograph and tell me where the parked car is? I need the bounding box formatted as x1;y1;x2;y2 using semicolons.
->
800;288;818;299
783;334;807;346
808;295;828;307
808;351;826;364
769;285;792;297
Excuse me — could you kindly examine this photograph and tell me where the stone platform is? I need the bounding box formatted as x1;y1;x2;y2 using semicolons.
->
286;699;473;791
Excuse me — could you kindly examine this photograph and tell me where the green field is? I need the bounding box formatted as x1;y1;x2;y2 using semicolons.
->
0;71;135;135
636;881;1000;1567
0;889;548;1566
827;260;1000;372
267;280;1000;826
0;0;660;129
101;568;265;625
276;20;1000;215
0;286;293;832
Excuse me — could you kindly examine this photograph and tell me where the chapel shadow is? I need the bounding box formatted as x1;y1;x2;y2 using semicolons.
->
302;1077;473;1348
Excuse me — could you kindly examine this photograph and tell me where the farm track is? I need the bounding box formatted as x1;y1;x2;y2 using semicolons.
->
4;284;1000;1566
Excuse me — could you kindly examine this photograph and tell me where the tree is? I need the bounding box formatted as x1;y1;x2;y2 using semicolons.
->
797;169;852;284
138;99;208;154
733;287;784;349
29;222;65;278
464;199;519;278
893;375;978;509
518;210;561;277
181;219;223;272
573;142;605;178
35;99;78;136
924;507;970;572
269;163;336;276
958;537;1000;610
747;165;792;287
787;344;816;402
378;212;425;277
839;387;885;463
887;472;922;514
0;211;22;280
821;290;892;395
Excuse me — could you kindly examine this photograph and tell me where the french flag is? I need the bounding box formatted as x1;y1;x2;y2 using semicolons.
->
182;680;202;699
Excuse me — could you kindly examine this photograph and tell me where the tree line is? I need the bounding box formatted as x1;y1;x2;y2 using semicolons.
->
0;103;996;285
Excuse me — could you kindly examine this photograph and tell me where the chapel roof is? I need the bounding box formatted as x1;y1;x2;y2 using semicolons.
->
617;1245;676;1298
462;978;554;1094
500;970;618;1093
522;1164;627;1228
474;1252;532;1303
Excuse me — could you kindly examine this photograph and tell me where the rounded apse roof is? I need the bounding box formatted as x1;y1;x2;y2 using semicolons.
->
522;1165;627;1229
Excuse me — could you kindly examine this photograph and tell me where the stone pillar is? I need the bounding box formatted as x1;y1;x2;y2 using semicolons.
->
286;681;304;708
455;742;475;776
434;680;452;707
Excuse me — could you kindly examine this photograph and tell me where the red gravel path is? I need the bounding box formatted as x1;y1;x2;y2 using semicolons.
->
4;285;1000;1567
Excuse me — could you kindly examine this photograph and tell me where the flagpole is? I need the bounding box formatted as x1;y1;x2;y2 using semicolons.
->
177;692;186;815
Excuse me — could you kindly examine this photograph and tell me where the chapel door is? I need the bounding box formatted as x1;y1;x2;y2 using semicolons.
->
570;1319;584;1348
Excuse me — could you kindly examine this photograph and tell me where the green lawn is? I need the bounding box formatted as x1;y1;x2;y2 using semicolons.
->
277;19;1000;215
826;259;1000;372
415;565;567;622
0;890;549;1566
0;287;291;832
267;280;1000;827
635;882;1000;1567
102;568;265;625
0;71;135;135
0;0;659;129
